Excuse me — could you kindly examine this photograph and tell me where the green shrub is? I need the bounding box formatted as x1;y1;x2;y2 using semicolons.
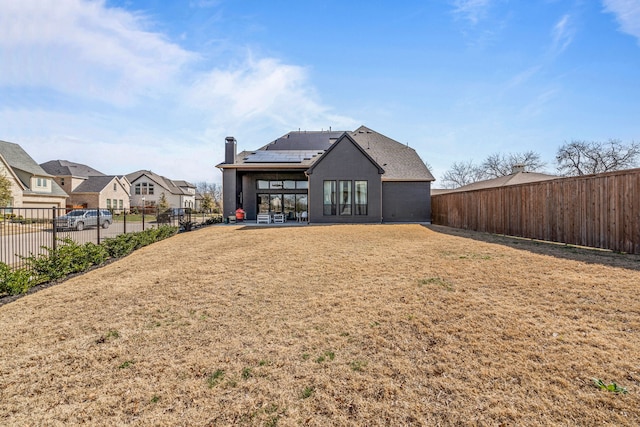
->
22;238;109;283
1;226;178;296
102;226;177;258
0;262;32;295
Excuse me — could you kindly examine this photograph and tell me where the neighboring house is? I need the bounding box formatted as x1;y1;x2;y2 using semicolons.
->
126;170;196;210
40;160;131;212
217;126;435;223
432;165;557;194
0;140;67;208
195;192;204;211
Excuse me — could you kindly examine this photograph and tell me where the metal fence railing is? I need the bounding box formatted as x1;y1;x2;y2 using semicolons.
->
1;207;220;270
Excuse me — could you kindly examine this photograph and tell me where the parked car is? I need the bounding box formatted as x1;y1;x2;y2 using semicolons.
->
156;208;188;223
54;209;113;231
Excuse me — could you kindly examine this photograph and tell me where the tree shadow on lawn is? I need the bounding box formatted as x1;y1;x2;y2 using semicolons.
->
425;224;640;272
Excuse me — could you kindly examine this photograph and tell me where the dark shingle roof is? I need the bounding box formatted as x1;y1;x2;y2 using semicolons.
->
349;126;435;182
0;140;53;177
263;131;343;151
172;180;196;189
222;126;435;182
72;176;118;193
40;160;105;177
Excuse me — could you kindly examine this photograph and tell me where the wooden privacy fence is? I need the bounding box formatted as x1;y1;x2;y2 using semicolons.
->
431;168;640;254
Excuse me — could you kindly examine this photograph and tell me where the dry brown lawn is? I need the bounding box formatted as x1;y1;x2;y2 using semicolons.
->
1;224;639;426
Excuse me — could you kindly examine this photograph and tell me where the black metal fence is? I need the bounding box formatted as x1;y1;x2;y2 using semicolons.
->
0;207;220;270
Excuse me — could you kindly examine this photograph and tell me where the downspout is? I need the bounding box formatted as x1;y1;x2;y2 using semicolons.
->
304;170;311;224
380;179;383;223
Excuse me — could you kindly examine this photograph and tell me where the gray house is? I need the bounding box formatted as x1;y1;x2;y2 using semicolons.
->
217;126;434;223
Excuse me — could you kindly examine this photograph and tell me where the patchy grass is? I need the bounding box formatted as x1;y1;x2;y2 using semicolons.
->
1;224;639;425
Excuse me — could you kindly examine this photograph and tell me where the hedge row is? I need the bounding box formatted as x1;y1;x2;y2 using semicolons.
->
0;225;178;296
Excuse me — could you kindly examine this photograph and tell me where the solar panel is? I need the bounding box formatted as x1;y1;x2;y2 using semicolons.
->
243;150;323;163
266;131;344;150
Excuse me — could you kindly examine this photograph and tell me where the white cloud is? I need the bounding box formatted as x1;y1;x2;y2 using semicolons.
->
551;14;575;54
451;0;493;24
603;0;640;44
186;56;357;134
0;0;195;105
0;0;357;182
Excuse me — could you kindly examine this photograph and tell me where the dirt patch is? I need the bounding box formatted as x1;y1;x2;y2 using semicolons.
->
1;224;638;425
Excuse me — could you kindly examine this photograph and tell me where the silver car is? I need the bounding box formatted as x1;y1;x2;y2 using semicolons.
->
54;209;113;231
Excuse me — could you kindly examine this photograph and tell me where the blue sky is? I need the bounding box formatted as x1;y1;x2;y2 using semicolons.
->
1;0;639;185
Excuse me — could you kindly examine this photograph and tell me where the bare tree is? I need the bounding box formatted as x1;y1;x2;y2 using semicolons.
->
481;151;546;178
440;150;545;189
195;182;222;212
440;160;486;189
556;139;640;176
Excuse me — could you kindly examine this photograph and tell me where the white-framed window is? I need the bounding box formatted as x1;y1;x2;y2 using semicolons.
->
134;182;154;195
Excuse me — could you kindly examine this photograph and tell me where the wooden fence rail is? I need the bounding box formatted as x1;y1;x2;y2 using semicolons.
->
431;168;640;254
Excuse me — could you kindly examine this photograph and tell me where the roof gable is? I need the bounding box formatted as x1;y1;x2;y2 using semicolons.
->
0;140;68;196
0;153;26;191
126;170;194;196
306;132;385;175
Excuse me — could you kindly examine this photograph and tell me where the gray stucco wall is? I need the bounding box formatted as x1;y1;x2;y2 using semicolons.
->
307;138;382;223
222;169;237;218
382;181;431;222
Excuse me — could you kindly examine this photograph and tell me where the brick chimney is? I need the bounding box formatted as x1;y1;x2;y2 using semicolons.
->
225;136;237;164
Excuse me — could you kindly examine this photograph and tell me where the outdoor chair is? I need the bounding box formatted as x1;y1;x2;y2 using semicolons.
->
257;214;271;224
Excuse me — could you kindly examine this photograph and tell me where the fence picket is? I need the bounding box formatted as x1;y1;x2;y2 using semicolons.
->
432;168;640;254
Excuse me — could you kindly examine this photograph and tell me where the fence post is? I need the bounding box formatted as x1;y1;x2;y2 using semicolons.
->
97;207;101;244
52;206;58;251
123;209;127;234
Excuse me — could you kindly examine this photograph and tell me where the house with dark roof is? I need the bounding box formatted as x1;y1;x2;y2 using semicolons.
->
0;141;67;208
217;126;435;223
125;170;196;210
40;160;131;211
